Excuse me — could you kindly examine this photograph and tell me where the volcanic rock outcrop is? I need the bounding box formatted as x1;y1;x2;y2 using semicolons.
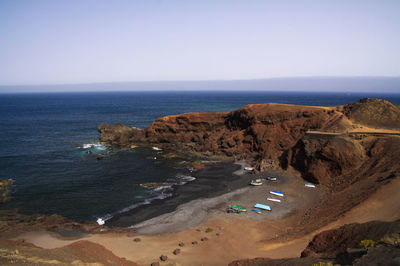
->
98;98;400;180
99;103;353;161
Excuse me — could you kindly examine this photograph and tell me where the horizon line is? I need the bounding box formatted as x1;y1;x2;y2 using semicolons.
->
1;75;400;88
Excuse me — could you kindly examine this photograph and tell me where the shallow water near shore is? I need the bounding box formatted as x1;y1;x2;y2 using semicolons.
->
1;91;399;225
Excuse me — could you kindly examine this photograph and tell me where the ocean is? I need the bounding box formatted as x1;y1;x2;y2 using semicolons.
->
1;91;399;225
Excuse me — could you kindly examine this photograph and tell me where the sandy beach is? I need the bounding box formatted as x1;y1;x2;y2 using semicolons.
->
11;161;325;265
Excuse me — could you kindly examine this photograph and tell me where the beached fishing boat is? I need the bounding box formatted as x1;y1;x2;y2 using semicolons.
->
244;167;254;171
270;190;284;197
254;203;271;211
152;146;162;151
266;176;277;181
267;197;281;202
97;218;105;225
232;204;247;212
250;179;262;186
252;209;262;214
227;208;240;214
305;183;316;188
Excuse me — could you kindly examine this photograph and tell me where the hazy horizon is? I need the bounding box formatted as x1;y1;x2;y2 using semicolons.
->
1;76;399;94
1;0;400;89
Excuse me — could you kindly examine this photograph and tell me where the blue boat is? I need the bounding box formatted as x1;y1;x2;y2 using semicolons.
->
254;203;271;211
270;190;284;197
252;209;261;213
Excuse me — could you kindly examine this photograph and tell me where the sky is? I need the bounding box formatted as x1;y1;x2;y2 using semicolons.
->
0;0;400;87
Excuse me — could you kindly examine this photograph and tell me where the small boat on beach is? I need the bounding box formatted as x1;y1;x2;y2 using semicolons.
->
250;179;263;186
305;183;316;188
97;218;105;225
252;209;262;214
152;147;162;151
270;190;284;197
244;167;254;171
254;203;271;211
266;176;277;181
232;204;247;212
267;197;281;202
227;208;240;214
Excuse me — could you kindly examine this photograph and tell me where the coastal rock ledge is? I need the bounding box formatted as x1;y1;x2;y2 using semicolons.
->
98;98;400;176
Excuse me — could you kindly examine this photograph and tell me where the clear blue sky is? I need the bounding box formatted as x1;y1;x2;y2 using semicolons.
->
0;0;399;86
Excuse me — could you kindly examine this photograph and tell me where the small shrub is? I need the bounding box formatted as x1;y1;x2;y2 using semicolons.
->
360;239;376;249
205;227;213;233
312;262;333;266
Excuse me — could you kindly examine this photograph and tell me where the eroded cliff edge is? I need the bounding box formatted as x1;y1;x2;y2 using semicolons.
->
98;98;400;178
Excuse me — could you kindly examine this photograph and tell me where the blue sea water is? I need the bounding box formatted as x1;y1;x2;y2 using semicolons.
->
0;91;399;222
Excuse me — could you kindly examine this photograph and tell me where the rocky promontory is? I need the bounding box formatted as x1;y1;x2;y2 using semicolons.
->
98;98;400;179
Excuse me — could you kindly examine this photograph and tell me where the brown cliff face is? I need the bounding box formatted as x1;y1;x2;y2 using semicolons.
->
98;98;400;179
98;103;350;162
285;135;366;185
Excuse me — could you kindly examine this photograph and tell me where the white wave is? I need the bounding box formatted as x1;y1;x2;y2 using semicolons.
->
98;192;173;222
153;185;173;191
81;143;106;150
176;175;196;183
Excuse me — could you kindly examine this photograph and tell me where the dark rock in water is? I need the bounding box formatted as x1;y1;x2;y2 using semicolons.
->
178;242;184;247
151;262;160;266
96;155;104;160
85;150;92;154
133;238;141;242
173;249;180;255
192;241;198;245
159;255;167;261
201;237;208;241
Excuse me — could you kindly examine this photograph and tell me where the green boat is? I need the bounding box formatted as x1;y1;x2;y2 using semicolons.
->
232;205;247;212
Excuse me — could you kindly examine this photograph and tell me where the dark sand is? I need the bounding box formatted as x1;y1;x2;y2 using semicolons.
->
106;161;255;227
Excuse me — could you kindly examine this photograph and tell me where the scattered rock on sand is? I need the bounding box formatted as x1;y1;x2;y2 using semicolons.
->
178;242;184;247
192;241;198;245
196;229;201;232
151;262;160;266
201;237;208;241
133;238;141;242
160;255;167;261
173;249;181;255
216;232;220;236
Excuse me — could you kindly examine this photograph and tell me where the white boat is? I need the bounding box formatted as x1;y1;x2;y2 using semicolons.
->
152;147;162;151
267;176;277;181
267;197;281;202
254;203;271;211
244;167;254;171
250;180;262;186
270;190;284;197
305;183;316;188
96;218;105;225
